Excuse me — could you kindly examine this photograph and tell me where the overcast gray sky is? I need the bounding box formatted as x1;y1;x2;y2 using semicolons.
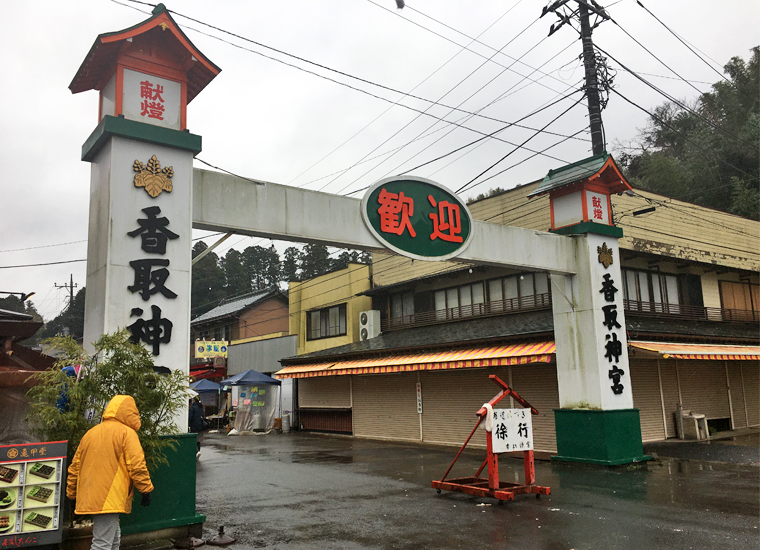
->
1;0;757;321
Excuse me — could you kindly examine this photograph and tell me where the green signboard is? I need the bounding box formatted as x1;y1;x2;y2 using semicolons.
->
361;176;473;261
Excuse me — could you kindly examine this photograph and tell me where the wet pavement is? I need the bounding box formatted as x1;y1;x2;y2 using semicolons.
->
195;432;759;550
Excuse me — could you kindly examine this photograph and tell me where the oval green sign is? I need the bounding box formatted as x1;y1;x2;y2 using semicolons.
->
361;176;473;261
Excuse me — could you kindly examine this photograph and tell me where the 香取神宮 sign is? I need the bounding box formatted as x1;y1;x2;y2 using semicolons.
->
362;176;473;261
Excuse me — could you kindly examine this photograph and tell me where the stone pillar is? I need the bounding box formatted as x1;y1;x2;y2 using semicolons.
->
551;229;649;465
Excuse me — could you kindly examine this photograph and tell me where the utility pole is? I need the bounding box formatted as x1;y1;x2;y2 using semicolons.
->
542;0;610;155
578;1;604;155
55;274;78;312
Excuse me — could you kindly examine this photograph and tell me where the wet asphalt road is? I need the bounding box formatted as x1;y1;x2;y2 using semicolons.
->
194;432;759;550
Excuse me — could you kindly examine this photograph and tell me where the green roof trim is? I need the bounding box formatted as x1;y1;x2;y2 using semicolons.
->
528;151;610;197
550;221;623;238
81;115;202;162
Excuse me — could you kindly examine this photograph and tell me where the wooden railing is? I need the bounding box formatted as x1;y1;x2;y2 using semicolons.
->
380;295;759;331
623;300;760;323
381;293;552;331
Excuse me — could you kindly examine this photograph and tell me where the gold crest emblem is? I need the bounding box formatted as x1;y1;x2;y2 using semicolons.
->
597;242;614;268
133;155;174;198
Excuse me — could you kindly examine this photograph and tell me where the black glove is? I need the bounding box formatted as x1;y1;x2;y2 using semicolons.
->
140;492;152;507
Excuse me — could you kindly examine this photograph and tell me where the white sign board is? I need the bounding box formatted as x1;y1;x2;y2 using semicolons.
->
122;69;182;130
491;408;533;453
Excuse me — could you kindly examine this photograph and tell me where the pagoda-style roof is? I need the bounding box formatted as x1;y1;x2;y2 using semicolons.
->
69;4;220;103
528;152;632;197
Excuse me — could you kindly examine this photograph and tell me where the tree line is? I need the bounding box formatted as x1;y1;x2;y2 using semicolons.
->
616;47;759;220
191;242;370;318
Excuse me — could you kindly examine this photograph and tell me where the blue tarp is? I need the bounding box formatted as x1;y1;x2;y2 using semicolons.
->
220;369;281;387
190;379;225;393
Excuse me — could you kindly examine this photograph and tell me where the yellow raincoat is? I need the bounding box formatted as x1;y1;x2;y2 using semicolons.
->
67;395;154;515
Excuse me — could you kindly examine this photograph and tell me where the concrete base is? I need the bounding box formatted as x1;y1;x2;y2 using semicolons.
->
552;408;651;466
61;523;202;550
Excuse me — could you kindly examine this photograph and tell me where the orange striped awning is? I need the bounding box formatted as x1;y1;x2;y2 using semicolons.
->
630;342;760;361
275;342;555;379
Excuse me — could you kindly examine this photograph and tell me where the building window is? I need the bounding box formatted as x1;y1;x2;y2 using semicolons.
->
719;281;759;321
622;268;681;313
434;282;486;319
390;291;415;326
214;324;231;341
486;273;550;312
307;304;347;340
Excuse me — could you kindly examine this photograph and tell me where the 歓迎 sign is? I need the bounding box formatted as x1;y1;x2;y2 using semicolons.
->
362;176;473;261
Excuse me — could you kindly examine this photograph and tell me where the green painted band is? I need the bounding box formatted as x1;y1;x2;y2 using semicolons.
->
81;115;202;162
120;514;206;536
551;454;651;465
551;221;624;238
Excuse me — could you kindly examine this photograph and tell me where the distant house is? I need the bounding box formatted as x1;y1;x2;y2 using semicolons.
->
190;286;289;381
0;309;56;444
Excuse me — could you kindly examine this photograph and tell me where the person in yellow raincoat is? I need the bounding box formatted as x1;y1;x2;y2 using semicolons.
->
67;395;154;550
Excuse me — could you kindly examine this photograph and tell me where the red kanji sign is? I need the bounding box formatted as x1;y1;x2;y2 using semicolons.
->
428;195;463;243
377;188;416;237
139;80;165;120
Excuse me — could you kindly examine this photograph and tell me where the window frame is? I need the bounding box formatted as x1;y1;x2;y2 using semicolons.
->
306;303;348;341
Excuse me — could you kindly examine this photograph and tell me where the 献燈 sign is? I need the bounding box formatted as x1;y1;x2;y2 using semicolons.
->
362;176;473;261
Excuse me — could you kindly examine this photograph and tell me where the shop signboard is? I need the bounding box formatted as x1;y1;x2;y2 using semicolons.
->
195;340;228;359
0;441;68;548
361;176;473;261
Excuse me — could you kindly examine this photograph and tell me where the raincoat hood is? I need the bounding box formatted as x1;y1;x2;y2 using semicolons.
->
102;395;141;431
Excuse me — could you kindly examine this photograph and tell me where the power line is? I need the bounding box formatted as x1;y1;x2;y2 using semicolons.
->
0;259;87;269
460;125;589;194
609;87;757;184
0;240;87;253
596;44;754;150
456;95;585;194
329;35;580;195
353;43;582;193
168;7;577;132
369;0;588;98
401;88;584;178
634;1;736;86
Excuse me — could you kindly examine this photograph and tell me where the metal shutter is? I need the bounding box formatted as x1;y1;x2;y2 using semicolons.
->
677;360;730;420
298;376;351;408
420;367;508;449
742;362;759;426
510;363;559;453
352;373;420;442
727;362;748;429
630;360;666;442
658;361;680;439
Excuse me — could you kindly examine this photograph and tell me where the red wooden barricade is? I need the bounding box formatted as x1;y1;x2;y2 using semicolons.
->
431;375;551;502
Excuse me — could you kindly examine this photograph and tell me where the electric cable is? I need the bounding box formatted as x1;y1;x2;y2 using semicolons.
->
354;46;582;194
609;87;757;184
287;1;521;188
328;37;579;195
456;95;585;194
596;44;754;149
634;1;749;90
460;125;590;194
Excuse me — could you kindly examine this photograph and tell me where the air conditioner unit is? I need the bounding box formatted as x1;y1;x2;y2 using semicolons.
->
359;310;381;341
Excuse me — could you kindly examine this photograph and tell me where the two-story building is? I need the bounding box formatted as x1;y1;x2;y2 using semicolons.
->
276;164;759;455
190;286;290;381
287;263;372;432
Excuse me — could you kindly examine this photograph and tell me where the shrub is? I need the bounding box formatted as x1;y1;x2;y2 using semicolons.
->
26;329;191;472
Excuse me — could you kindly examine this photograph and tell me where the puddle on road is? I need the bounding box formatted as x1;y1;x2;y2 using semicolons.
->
290;451;354;464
